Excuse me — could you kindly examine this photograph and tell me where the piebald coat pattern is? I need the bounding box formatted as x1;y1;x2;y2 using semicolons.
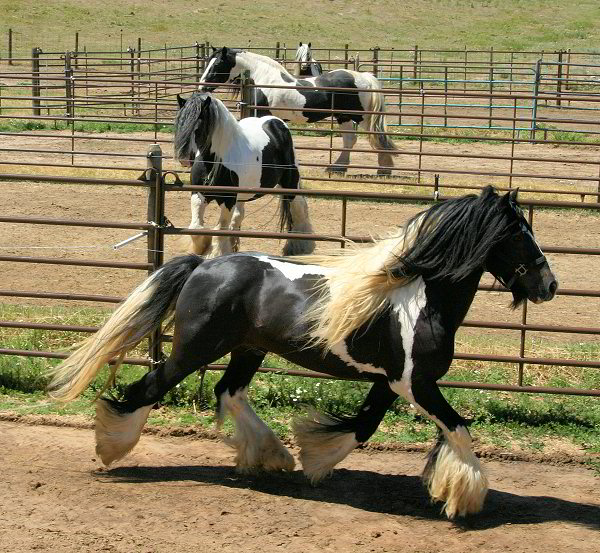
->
48;187;557;520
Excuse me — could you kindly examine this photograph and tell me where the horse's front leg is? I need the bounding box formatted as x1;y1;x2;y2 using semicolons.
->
327;120;356;173
293;380;398;483
185;192;213;255
209;201;235;257
228;202;245;253
392;376;488;519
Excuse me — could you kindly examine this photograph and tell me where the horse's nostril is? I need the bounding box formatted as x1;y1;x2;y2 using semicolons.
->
549;280;558;296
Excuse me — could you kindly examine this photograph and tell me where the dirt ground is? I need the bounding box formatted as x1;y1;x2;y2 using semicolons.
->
1;131;599;551
0;418;598;553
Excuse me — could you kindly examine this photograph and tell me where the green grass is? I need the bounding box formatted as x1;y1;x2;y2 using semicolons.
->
1;302;599;461
0;119;172;134
2;1;600;57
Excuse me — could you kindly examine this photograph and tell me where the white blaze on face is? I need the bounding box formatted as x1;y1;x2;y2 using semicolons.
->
199;57;217;87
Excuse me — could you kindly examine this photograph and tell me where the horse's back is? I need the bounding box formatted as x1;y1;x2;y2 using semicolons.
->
173;253;324;345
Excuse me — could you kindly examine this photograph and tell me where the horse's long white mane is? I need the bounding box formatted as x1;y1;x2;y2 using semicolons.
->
237;51;298;83
300;216;424;350
205;95;246;158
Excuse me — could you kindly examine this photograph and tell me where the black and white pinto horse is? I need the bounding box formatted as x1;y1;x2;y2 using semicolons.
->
294;42;323;77
48;187;557;519
174;92;315;257
199;47;397;175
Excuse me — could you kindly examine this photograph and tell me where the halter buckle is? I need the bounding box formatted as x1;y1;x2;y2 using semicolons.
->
515;264;528;277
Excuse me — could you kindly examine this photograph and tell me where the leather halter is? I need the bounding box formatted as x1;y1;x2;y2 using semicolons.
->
494;254;547;290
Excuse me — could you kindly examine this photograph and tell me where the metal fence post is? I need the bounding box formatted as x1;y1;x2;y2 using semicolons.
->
32;47;42;116
530;59;542;141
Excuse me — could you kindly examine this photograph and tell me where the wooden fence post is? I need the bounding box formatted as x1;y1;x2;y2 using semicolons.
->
556;50;563;107
32;47;42;115
64;51;74;118
275;41;280;59
145;143;165;364
344;43;349;69
372;46;379;78
8;28;13;65
413;44;418;80
239;70;253;118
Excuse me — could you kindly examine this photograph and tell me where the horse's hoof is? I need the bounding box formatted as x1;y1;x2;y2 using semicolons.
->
377;168;392;176
326;165;348;174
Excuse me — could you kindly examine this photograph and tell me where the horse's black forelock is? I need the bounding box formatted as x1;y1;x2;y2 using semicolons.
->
173;93;215;161
394;186;520;282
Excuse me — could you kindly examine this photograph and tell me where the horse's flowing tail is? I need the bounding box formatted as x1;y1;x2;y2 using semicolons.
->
47;255;203;402
362;73;397;153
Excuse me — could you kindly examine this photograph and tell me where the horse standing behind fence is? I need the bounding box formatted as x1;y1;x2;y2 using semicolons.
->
199;47;397;175
48;187;558;519
295;42;323;77
174;92;315;257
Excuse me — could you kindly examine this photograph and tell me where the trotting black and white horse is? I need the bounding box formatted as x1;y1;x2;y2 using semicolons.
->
294;42;323;77
48;187;557;519
174;92;315;257
199;47;397;175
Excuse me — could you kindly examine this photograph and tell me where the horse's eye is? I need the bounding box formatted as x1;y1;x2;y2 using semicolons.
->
513;233;524;241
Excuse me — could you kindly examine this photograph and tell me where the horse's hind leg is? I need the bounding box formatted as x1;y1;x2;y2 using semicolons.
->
327;120;356;173
95;310;239;465
403;379;488;519
293;380;397;483
215;349;295;473
95;353;215;466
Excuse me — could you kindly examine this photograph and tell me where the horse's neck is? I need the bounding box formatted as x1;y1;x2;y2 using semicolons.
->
239;51;297;84
424;270;483;332
209;106;247;158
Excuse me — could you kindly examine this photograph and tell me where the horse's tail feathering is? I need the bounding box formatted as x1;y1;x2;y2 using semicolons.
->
362;73;397;153
47;255;203;402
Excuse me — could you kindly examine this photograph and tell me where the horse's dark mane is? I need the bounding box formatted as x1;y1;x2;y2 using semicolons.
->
173;92;216;164
393;186;521;282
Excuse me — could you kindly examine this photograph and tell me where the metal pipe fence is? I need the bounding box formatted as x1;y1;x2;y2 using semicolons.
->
2;63;600;199
0;167;599;396
1;48;599;398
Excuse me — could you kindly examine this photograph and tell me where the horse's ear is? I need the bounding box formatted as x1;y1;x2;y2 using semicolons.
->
308;42;311;48
222;46;229;56
509;188;519;205
176;94;186;109
299;42;302;47
201;95;212;110
211;46;217;53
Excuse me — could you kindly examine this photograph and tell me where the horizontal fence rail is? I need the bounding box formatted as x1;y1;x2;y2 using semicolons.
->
1;44;599;400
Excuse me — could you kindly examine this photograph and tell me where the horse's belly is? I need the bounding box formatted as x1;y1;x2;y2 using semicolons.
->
268;89;309;122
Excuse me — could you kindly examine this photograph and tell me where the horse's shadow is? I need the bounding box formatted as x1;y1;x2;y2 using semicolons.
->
102;464;600;530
